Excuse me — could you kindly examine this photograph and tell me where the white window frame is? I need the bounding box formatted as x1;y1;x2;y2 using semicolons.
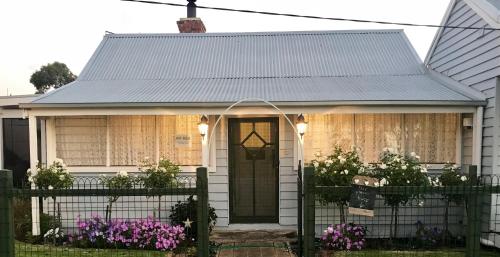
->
47;115;204;173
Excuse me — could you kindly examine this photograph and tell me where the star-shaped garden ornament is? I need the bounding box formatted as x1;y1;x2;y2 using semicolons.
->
183;218;193;228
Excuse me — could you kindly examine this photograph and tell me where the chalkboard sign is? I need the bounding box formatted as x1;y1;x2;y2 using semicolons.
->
348;176;378;217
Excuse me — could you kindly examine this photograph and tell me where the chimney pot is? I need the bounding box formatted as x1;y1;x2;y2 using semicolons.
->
178;0;205;33
187;0;196;18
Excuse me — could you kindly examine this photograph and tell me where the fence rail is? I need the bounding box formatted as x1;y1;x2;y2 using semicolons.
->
0;168;210;257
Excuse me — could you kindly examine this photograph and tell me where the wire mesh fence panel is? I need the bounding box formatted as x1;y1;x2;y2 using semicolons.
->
302;171;500;257
8;174;208;257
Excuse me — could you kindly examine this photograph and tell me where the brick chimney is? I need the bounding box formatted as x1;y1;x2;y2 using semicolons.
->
177;0;206;33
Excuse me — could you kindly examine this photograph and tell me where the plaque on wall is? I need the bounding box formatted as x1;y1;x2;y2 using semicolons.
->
348;175;378;217
175;135;192;148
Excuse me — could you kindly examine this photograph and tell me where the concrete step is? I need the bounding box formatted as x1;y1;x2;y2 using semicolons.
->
211;229;298;244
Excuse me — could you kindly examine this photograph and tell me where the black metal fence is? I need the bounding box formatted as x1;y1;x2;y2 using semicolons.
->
301;166;500;257
0;168;210;257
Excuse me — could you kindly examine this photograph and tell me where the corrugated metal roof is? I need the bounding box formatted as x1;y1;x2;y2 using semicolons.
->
30;30;485;106
0;94;38;107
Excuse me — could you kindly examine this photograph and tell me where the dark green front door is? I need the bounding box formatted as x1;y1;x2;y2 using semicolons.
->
229;118;279;223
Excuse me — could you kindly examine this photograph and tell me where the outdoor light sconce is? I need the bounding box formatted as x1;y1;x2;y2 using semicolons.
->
198;115;209;139
296;113;308;139
463;117;473;129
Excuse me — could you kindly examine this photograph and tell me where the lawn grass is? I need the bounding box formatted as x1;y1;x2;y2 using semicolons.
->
15;241;185;257
323;249;499;257
14;241;500;257
327;250;466;257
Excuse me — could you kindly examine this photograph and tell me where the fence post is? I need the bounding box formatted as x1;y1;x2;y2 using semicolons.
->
0;170;15;257
303;167;315;257
297;161;303;257
466;165;480;257
196;167;209;257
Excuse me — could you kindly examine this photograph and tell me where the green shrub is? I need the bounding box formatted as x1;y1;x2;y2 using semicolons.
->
13;198;32;242
169;195;217;241
13;197;61;244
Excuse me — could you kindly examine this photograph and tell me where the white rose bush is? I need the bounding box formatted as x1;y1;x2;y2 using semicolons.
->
372;149;430;239
311;146;365;224
437;163;470;239
28;158;73;191
27;158;73;244
99;170;135;221
138;157;181;219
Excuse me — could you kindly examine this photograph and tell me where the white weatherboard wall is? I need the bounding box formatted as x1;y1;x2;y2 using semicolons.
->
210;115;298;227
211;116;230;226
428;0;500;248
279;115;298;226
427;0;500;175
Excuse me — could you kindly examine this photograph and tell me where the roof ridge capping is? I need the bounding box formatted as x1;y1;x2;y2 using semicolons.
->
104;29;405;38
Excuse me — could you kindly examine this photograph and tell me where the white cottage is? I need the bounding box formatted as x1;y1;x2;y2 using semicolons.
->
21;26;486;228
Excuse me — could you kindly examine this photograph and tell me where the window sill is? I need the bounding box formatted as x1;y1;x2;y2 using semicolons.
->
66;165;207;173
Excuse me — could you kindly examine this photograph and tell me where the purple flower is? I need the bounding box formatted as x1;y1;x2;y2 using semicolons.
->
320;223;366;251
68;215;185;251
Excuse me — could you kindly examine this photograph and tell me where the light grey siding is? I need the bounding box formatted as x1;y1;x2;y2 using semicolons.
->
462;113;474;165
428;0;500;175
211;116;230;227
279;116;298;225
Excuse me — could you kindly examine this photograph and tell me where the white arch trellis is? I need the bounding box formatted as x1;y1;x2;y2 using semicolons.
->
205;98;305;170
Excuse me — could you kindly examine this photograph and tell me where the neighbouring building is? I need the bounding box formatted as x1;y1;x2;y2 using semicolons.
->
0;94;38;187
425;0;500;247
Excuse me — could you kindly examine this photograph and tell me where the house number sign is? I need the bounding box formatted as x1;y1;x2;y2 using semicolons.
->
348;175;378;217
175;135;192;148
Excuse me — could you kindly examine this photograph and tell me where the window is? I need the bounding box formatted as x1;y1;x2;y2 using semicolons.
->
304;113;458;163
403;114;458;163
55;115;202;167
158;115;202;166
303;114;354;162
355;114;403;162
55;117;107;166
109;116;156;166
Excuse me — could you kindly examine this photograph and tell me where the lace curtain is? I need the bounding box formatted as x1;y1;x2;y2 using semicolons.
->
109;116;156;166
56;115;202;166
158;115;202;166
55;116;107;166
304;113;458;163
303;114;354;162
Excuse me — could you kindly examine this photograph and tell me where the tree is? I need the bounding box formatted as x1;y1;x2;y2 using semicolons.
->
30;62;77;93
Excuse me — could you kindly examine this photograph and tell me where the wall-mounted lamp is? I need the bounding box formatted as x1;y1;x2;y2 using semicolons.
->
198;115;209;139
296;113;308;139
463;117;473;129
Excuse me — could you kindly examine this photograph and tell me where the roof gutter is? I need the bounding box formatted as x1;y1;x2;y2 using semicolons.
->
20;100;487;109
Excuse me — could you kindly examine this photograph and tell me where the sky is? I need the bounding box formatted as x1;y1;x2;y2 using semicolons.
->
0;0;450;96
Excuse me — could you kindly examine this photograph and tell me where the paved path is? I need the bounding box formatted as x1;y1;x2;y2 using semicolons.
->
211;229;298;257
216;243;295;257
